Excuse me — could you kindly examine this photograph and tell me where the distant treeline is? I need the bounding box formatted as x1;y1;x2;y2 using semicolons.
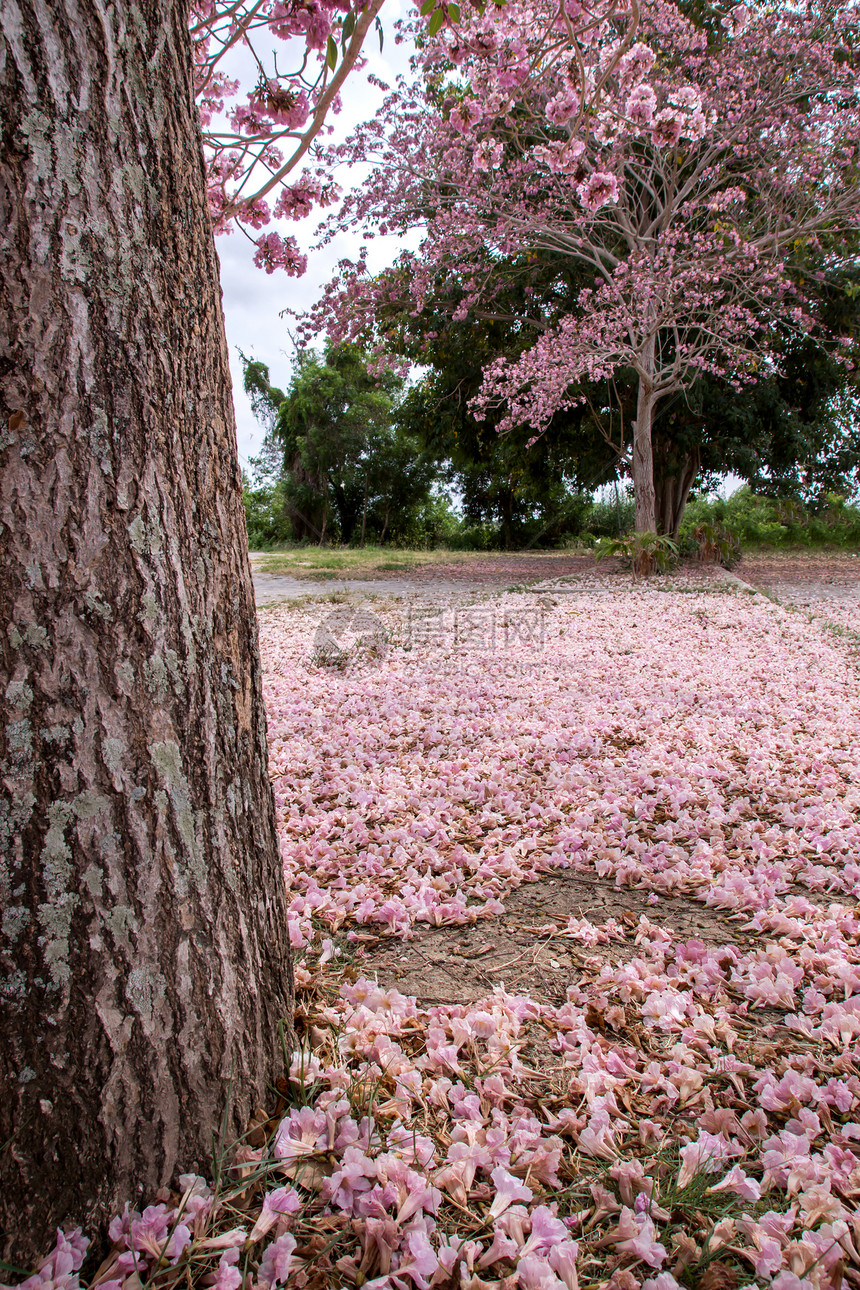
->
241;343;860;552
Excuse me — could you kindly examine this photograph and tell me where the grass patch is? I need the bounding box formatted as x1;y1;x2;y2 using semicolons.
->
251;546;480;577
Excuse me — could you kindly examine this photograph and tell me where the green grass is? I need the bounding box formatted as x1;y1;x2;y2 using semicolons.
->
251;545;477;577
249;530;860;582
249;546;576;577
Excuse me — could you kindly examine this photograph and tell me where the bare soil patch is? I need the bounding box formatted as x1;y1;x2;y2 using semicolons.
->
361;871;752;1010
361;552;604;585
739;548;860;595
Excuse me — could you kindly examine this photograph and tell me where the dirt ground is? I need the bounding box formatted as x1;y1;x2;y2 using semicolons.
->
252;546;860;605
341;553;606;586
736;548;860;603
250;551;612;605
360;872;756;1011
325;548;857;1034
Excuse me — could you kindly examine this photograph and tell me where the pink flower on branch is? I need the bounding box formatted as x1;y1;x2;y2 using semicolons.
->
578;171;619;211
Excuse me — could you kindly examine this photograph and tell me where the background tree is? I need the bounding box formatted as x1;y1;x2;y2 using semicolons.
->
344;244;860;540
311;0;860;533
243;345;437;544
387;263;618;545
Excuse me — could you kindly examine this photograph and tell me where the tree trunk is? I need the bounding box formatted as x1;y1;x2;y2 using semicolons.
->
653;444;701;540
360;476;369;546
0;0;292;1264
500;483;514;550
287;454;325;541
632;367;658;534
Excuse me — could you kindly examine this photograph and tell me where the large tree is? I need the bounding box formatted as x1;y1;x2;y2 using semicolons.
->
0;0;295;1262
243;346;437;545
325;244;860;540
0;0;649;1259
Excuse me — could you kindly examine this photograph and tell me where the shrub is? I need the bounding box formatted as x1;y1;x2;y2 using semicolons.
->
678;520;742;568
680;487;860;548
582;494;636;539
595;531;679;578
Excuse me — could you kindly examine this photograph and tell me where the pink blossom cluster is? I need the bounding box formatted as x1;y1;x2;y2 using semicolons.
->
307;0;860;457
192;0;643;275
191;0;427;267
260;587;860;950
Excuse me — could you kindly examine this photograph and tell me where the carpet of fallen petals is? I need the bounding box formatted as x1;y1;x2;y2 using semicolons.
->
17;579;860;1290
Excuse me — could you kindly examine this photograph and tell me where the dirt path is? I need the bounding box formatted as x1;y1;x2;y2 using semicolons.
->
251;547;860;607
251;566;483;605
249;551;611;606
738;549;860;605
360;870;760;1011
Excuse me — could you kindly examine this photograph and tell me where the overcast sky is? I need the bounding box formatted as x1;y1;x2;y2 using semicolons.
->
216;6;413;472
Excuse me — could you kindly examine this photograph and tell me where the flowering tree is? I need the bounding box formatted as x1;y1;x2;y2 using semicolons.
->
0;0;460;1260
310;0;860;533
189;0;644;274
191;0;389;274
195;0;644;271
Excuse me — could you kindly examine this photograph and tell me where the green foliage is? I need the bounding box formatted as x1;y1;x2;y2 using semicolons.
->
677;519;742;568
242;475;293;548
651;256;860;509
365;233;860;541
595;531;679;578
242;344;440;546
383;255;625;549
681;487;860;548
581;493;636;539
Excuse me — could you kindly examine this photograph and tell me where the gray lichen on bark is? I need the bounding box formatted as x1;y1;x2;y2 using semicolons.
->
1;0;293;1262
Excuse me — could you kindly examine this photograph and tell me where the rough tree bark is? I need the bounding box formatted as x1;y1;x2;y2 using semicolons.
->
1;0;292;1263
632;369;658;534
286;451;326;542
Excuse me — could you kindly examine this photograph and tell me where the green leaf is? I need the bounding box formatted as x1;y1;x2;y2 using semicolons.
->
376;15;384;50
428;7;445;36
340;10;355;47
326;34;337;68
420;0;436;13
448;1;460;21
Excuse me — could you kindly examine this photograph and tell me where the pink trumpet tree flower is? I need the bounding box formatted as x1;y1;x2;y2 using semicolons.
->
193;0;641;272
308;0;860;533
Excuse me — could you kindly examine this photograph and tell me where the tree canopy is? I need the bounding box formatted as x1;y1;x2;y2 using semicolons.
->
308;0;860;532
244;345;439;545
